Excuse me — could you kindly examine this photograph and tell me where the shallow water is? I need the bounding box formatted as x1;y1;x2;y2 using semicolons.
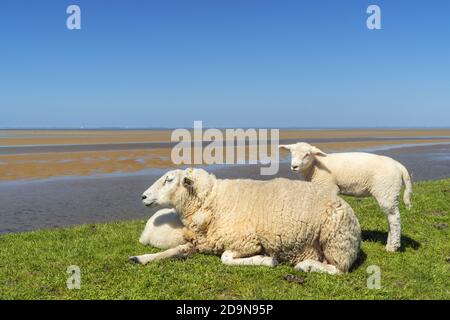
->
0;143;449;234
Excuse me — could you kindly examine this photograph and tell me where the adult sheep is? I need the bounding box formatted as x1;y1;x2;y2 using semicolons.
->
129;168;361;275
279;142;412;252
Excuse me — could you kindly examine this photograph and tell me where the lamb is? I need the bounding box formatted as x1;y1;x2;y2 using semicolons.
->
279;142;412;252
139;208;186;250
129;168;361;275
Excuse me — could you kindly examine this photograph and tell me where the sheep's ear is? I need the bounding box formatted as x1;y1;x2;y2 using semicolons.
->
183;177;193;187
278;144;293;151
183;177;195;194
311;146;327;157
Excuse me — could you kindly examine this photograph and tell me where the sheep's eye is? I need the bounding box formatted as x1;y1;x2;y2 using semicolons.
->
164;176;173;184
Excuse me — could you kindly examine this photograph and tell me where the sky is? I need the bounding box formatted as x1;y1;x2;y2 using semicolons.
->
1;0;449;128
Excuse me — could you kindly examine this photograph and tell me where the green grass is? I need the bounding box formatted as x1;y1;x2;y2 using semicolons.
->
1;179;449;300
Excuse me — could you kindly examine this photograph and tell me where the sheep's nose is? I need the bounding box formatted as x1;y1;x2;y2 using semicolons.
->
141;195;147;200
291;165;299;170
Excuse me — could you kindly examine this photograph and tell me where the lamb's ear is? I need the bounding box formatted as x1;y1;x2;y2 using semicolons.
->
311;146;327;157
278;144;293;151
183;177;195;194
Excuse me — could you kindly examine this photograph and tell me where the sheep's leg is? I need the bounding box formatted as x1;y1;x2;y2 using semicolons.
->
375;193;402;252
385;207;401;252
221;250;278;267
386;218;392;248
128;243;194;265
378;205;401;252
294;259;341;275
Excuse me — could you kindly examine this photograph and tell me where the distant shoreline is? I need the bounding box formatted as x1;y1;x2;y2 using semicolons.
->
2;127;450;131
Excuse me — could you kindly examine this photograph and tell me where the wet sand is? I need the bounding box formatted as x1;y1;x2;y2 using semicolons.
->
0;149;172;181
1;143;450;234
1;130;450;181
0;130;172;146
2;128;450;146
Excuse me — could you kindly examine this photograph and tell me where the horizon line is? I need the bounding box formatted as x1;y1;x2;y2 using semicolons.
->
1;126;450;131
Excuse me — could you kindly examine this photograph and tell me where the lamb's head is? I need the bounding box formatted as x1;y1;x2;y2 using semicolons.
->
141;168;216;210
279;142;327;172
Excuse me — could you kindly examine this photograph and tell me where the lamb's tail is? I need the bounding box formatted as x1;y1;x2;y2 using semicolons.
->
398;163;412;210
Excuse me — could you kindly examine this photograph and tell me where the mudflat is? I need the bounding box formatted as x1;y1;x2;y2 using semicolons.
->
1;129;450;181
0;130;172;146
2;128;450;146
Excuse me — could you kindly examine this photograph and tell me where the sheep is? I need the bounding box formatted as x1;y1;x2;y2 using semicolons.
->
129;168;361;275
279;142;412;252
139;208;186;250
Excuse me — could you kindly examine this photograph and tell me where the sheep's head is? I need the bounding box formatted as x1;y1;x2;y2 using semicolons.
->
279;142;327;172
141;168;216;210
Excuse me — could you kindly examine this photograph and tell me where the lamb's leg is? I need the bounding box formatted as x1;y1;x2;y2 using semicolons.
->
376;195;401;252
129;243;194;265
386;207;401;252
380;205;401;252
295;259;341;275
221;250;278;267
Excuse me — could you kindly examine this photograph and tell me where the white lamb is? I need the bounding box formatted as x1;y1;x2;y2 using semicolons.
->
129;168;361;275
139;208;186;249
279;142;412;252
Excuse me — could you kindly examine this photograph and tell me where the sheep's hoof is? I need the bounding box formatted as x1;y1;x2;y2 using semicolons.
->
294;261;312;272
128;256;141;264
262;257;278;267
385;245;399;253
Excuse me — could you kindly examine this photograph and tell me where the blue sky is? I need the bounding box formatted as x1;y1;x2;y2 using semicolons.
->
1;0;449;128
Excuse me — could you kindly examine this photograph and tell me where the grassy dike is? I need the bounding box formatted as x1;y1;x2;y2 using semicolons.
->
0;179;449;300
